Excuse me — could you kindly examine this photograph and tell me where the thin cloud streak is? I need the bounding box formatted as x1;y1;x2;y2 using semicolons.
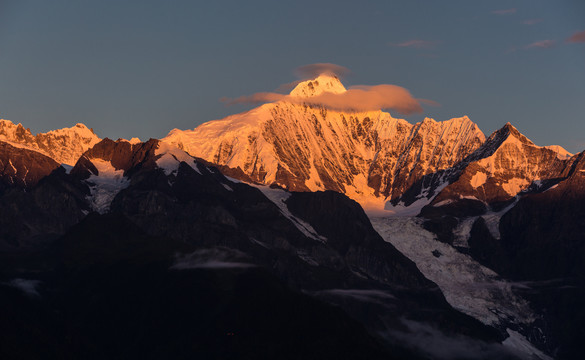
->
5;279;42;297
567;30;585;43
525;40;556;49
171;248;256;270
491;8;517;15
522;19;543;25
386;319;522;360
389;40;439;49
222;92;286;106
504;46;517;54
418;98;441;107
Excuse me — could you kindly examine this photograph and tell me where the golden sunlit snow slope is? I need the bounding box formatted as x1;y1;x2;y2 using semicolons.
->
163;75;486;209
0;120;101;166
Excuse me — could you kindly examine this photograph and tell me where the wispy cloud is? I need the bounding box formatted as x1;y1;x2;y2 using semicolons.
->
567;30;585;43
504;46;518;54
222;92;285;106
491;8;517;15
522;18;543;25
525;40;556;49
4;278;42;297
294;63;350;79
385;319;523;360
418;98;441;107
389;39;439;49
171;248;256;270
313;288;396;308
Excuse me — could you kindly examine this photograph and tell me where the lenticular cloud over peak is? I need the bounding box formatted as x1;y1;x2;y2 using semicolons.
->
222;66;429;115
294;63;351;80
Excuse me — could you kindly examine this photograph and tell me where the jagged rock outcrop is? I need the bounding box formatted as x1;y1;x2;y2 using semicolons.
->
0;119;100;165
70;138;158;178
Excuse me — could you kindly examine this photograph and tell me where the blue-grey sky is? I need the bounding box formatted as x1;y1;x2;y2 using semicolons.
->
1;0;584;151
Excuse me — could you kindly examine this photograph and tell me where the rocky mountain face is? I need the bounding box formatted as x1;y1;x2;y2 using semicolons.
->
0;119;101;165
1;138;517;359
162;75;486;208
418;123;576;243
429;123;573;207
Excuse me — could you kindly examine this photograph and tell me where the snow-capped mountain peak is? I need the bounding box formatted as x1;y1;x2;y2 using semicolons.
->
500;122;534;146
0;119;101;165
289;74;347;97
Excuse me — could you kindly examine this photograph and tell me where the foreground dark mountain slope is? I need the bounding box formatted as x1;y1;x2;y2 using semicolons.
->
0;138;516;359
0;166;86;248
0;215;396;360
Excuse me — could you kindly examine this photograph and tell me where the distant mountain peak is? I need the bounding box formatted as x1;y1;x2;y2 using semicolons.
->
0;119;101;166
498;122;532;144
473;123;535;156
289;74;347;98
544;145;572;160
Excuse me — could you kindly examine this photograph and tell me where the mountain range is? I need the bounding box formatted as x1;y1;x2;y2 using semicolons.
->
1;74;583;359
